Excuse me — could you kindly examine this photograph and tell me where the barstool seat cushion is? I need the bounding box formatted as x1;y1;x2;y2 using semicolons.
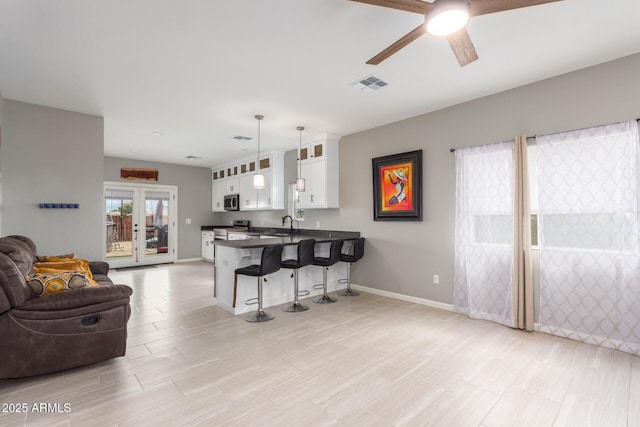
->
281;239;316;270
235;264;263;277
313;239;344;267
280;259;300;269
312;257;336;267
235;244;284;278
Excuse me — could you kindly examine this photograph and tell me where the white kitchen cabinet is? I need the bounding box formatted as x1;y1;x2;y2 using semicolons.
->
297;135;339;209
257;169;274;209
212;179;226;212
225;176;240;194
201;231;214;262
239;174;257;210
220;151;283;211
210;151;285;211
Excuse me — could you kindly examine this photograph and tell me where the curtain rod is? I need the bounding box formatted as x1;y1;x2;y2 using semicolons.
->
449;118;640;153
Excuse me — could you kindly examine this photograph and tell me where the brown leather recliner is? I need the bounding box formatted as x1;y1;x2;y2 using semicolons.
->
0;235;132;378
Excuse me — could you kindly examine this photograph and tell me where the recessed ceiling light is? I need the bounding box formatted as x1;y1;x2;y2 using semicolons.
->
152;131;164;136
232;135;252;141
185;155;201;159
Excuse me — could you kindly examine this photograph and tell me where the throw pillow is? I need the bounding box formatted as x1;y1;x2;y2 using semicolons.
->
35;253;76;262
33;259;98;287
25;271;96;297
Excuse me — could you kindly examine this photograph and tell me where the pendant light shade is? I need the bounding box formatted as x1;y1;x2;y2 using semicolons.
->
296;177;305;192
425;0;470;37
253;114;265;189
253;173;265;189
296;126;306;192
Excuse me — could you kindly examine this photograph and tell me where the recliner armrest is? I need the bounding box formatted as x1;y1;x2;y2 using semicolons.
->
17;285;132;312
88;261;110;276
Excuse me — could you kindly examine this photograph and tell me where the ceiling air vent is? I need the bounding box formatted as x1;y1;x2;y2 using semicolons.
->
185;155;201;159
233;135;252;141
351;75;388;92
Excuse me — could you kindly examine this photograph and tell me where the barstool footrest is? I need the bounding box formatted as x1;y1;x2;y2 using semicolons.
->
244;297;259;306
298;290;310;296
312;283;324;290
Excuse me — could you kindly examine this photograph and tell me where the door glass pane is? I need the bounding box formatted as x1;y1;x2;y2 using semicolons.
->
145;191;170;256
105;189;134;259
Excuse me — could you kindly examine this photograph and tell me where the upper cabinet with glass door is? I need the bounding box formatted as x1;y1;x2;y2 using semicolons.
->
211;151;284;212
297;134;340;209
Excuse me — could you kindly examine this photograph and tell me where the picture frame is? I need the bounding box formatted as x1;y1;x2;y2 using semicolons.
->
372;149;422;221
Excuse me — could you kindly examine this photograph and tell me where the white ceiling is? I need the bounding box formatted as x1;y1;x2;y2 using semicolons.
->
1;0;640;168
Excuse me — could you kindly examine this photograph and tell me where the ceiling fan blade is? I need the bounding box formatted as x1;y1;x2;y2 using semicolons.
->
470;0;565;17
366;24;426;65
447;29;479;67
348;0;432;15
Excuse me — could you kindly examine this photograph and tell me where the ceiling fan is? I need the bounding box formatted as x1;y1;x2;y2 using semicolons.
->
349;0;565;67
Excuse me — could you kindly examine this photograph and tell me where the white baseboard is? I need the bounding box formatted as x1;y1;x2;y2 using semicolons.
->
176;258;205;263
350;284;456;313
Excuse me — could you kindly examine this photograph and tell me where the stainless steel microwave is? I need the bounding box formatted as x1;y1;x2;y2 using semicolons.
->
224;194;239;211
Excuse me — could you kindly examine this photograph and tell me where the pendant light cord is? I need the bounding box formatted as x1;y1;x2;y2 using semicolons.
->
297;126;304;178
255;114;263;172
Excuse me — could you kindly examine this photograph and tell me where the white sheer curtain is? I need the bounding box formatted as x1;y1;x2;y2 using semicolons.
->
536;120;640;355
454;141;515;327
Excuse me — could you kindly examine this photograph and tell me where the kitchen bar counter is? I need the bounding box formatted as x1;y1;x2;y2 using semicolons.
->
214;229;360;315
214;231;359;249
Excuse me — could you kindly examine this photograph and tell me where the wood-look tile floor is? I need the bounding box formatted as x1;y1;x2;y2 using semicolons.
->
1;261;639;426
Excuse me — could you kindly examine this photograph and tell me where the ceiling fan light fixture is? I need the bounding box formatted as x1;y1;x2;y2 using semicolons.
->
425;0;470;37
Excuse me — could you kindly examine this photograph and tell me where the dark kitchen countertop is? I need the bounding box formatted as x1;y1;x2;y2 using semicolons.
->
214;229;360;249
201;225;234;230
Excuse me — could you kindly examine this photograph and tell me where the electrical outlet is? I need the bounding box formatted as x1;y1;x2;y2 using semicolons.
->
433;274;440;284
185;218;191;224
316;221;320;229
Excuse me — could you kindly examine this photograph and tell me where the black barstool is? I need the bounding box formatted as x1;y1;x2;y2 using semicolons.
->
235;244;284;323
338;237;365;297
312;239;344;304
281;239;316;313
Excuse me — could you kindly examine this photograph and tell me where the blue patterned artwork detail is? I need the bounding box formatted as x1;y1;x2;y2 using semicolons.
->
39;203;80;209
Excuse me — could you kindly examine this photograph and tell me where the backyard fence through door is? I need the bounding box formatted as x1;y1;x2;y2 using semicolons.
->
104;182;177;268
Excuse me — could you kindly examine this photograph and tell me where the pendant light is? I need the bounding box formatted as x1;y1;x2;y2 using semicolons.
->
253;114;265;189
295;126;306;192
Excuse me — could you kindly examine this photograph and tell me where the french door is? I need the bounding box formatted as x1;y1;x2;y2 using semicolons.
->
104;182;177;268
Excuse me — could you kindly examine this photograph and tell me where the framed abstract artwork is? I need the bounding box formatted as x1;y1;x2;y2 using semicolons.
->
372;150;422;221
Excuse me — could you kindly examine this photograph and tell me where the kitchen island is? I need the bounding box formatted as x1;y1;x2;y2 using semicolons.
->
214;230;359;315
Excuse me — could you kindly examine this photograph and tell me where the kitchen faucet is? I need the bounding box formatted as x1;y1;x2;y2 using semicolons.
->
282;215;295;235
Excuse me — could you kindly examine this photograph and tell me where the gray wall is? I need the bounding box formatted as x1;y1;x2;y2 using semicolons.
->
104;157;215;260
1;100;105;260
220;52;640;305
